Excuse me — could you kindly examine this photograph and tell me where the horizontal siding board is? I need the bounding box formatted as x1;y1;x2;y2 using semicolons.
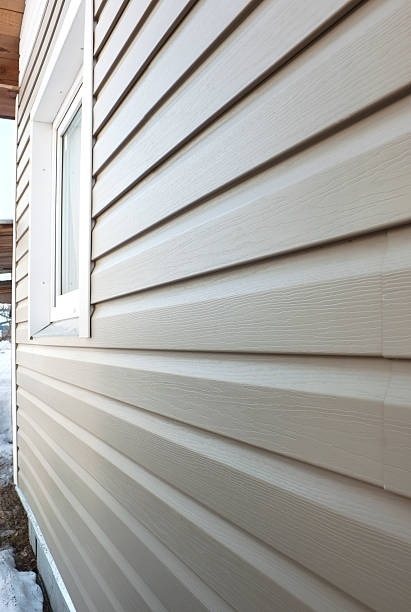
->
15;2;411;611
18;400;234;612
19;472;97;612
16;366;381;504
93;95;411;276
17;391;373;612
93;0;411;217
94;0;154;81
16;349;387;483
94;0;131;56
384;361;411;498
16;144;29;185
15;185;29;223
16;322;28;344
15;299;28;324
94;0;252;167
15;275;28;303
15;252;28;283
15;230;29;263
94;0;106;20
93;0;196;132
383;226;411;358
16;163;29;202
94;0;354;170
19;425;157;612
92;233;384;355
18;385;411;611
16;115;29;160
16;207;29;241
18;450;123;612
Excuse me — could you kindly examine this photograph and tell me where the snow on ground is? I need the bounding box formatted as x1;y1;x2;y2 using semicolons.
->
0;340;12;486
0;341;44;611
0;549;43;612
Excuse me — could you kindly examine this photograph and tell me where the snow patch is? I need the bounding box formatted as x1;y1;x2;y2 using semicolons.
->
0;341;43;611
0;340;12;486
0;549;43;612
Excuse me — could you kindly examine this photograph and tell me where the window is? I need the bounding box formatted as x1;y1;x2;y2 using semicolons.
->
29;0;92;338
52;84;82;322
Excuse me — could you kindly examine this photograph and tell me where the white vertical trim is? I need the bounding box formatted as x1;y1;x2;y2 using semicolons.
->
28;121;53;338
79;0;94;338
30;0;84;122
11;113;18;485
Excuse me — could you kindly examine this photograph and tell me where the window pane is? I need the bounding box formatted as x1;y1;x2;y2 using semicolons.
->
60;106;81;294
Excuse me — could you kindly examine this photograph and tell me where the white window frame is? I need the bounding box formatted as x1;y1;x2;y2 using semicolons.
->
51;79;82;323
28;0;93;338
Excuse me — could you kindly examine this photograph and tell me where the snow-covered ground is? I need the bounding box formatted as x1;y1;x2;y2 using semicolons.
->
0;549;43;612
0;341;43;611
0;340;12;486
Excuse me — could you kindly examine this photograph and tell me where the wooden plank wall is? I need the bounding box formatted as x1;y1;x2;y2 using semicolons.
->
15;0;411;610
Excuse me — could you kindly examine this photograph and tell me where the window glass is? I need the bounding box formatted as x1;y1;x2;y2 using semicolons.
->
59;105;82;295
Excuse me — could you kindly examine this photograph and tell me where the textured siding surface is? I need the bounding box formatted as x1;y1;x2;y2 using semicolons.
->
15;1;411;610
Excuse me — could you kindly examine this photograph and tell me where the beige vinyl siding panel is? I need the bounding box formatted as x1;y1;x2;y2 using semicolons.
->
15;253;28;283
16;322;29;344
16;208;29;242
94;0;106;21
94;92;411;260
92;94;411;274
15;184;29;224
92;233;384;355
17;436;365;612
15;230;28;264
383;226;411;358
16;351;387;483
16;161;29;203
93;0;133;55
17;115;30;161
17;397;241;612
18;470;98;612
93;0;198;132
15;275;28;304
384;362;411;498
16;375;411;612
93;0;359;171
15;299;28;324
18;438;166;612
93;0;411;218
16;142;29;186
15;0;411;610
94;0;154;68
93;0;251;123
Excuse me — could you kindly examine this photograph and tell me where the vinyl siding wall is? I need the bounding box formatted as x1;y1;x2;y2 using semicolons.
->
15;0;411;610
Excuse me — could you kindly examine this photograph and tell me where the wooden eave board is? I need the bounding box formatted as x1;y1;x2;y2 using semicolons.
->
0;222;13;272
0;2;24;118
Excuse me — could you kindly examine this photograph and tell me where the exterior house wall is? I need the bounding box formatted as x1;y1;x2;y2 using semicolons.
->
15;0;411;610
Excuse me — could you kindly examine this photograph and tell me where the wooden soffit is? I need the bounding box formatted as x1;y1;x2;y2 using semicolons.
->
0;0;24;119
0;222;12;273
